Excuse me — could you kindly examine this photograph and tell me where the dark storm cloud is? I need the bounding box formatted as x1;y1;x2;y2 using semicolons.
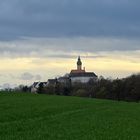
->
0;0;140;40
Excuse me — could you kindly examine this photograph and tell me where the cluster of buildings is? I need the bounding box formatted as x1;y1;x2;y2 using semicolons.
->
31;56;97;93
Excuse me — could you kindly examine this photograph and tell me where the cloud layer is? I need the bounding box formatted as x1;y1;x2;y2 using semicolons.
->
0;0;140;40
0;37;140;59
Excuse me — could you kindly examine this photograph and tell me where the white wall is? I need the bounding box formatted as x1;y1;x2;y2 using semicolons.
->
71;76;96;84
31;87;37;93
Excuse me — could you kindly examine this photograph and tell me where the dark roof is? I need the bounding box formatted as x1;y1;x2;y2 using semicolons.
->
32;82;47;87
48;79;57;82
39;82;47;85
32;82;39;87
48;79;57;84
70;72;97;78
58;77;70;80
71;69;85;73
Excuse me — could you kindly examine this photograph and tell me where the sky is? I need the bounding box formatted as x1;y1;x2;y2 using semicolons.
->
0;0;140;88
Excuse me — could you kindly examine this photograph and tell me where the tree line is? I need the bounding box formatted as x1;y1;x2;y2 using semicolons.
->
16;74;140;102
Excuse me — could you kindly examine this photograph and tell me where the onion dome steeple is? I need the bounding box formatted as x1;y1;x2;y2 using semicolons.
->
77;56;82;70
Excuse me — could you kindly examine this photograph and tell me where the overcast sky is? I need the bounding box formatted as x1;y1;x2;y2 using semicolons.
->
0;0;140;87
0;0;140;40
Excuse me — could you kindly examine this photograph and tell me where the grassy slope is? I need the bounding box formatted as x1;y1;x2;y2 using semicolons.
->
0;93;140;140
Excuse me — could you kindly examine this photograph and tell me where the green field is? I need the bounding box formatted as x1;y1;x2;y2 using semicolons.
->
0;93;140;140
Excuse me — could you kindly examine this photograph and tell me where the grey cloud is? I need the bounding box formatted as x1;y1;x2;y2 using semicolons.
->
35;74;42;80
20;72;42;81
20;72;34;80
45;54;106;59
0;37;140;59
0;0;140;40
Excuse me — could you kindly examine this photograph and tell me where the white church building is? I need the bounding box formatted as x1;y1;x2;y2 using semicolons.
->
31;56;98;93
69;56;97;84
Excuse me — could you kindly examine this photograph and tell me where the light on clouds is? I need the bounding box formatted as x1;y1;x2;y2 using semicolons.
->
0;0;140;86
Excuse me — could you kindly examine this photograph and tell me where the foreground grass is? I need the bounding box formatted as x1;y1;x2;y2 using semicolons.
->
0;93;140;140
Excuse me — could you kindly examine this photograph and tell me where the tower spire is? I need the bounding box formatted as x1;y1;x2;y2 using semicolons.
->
77;56;82;70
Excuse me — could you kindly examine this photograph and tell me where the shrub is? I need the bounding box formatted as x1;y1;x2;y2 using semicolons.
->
73;89;88;97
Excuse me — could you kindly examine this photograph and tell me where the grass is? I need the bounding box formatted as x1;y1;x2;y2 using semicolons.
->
0;93;140;140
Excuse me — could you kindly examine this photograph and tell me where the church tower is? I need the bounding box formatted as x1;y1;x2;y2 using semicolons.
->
70;56;86;73
77;56;82;70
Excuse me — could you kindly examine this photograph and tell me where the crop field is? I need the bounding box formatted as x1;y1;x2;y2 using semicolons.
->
0;93;140;140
